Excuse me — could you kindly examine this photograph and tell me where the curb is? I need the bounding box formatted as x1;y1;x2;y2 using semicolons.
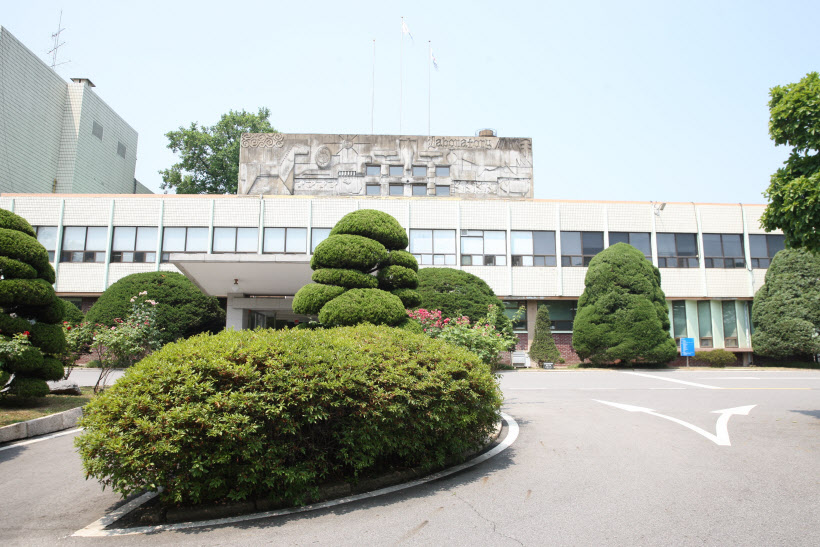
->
0;407;84;444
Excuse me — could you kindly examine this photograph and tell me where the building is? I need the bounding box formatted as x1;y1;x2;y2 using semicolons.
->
0;26;148;194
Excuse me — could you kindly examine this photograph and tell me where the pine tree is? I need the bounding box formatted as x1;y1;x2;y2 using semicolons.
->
529;305;562;365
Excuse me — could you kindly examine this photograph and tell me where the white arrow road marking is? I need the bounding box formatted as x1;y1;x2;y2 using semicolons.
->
594;400;755;446
620;371;723;389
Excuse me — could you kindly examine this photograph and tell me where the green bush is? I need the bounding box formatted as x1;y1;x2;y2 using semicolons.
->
318;289;406;327
0;256;38;279
291;283;346;315
0;278;56;307
572;243;677;365
330;209;409;251
60;298;85;326
529;305;562;365
391;288;422;308
29;322;66;355
312;268;378;289
0;228;54;283
311;235;389;272
85;272;225;345
694;349;737;367
0;208;36;238
76;325;502;506
7;376;49;398
377;265;419;291
381;250;419;272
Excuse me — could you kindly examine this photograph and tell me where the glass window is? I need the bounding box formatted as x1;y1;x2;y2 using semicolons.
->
503;300;527;331
410;229;456;265
161;227;208;261
412;184;427;196
62;227;88;251
311;228;331;252
412;166;427;177
697;301;713;348
541;301;577;331
561;231;603;267
111;226;157;263
286;228;307;253
749;234;785;268
213;228;236;252
703;234;745;268
460;230;506;266
609;232;651;259
672;301;687;345
213;227;258;253
435;166;450;177
389;184;404;196
263;227;306;253
34;226;57;262
722;301;739;348
61;226;107;263
435;185;450;196
511;231;556;266
366;184;380;196
389;165;403;177
366;165;380;176
186;228;208;252
657;233;699;268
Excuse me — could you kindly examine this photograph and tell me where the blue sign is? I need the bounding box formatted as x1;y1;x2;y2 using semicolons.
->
680;337;696;357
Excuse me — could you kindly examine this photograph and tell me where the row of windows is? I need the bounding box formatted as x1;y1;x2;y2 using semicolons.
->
34;226;786;269
365;165;450;177
672;301;751;348
367;184;451;197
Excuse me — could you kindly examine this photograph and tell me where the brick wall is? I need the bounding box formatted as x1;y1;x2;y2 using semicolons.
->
554;333;581;364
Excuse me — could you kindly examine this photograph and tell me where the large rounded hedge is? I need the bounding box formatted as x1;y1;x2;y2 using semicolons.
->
76;325;502;506
291;283;346;315
318;288;406;327
330;209;409;250
85;272;225;345
311;234;389;272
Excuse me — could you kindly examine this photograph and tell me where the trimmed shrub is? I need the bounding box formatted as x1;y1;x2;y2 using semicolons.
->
312;268;378;289
76;325;502;506
86;272;225;345
7;376;49;398
61;298;85;326
752;249;820;360
0;208;36;237
0;228;54;283
381;250;419;272
529;305;562;365
377;265;419;291
0;256;38;279
29;322;66;354
330;209;409;251
572;243;677;365
0;278;56;307
694;349;737;368
311;235;388;272
291;283;346;315
391;288;422;308
319;289;406;327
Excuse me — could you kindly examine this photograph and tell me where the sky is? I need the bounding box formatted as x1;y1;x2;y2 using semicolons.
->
2;0;818;203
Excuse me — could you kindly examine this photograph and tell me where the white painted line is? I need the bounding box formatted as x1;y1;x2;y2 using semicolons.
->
649;387;685;390
622;371;723;389
579;388;617;390
73;413;520;537
703;377;761;380
0;427;83;453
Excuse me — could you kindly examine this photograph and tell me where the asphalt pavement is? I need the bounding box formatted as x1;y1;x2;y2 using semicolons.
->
1;368;818;546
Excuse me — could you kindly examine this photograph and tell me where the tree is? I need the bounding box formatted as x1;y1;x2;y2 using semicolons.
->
752;249;820;360
292;209;420;327
160;108;276;194
85;272;225;345
0;209;66;397
760;72;820;252
572;243;677;365
528;305;562;365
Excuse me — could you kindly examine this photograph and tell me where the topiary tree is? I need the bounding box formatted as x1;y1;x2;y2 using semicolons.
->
529;305;562;365
0;209;66;397
752;249;820;360
85;271;225;345
293;210;420;326
572;243;677;365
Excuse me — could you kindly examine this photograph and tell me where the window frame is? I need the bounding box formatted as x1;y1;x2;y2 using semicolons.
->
110;226;158;263
366;183;381;196
212;227;259;253
749;234;785;268
365;165;381;176
412;165;427;177
609;231;652;260
60;226;107;263
511;230;557;267
262;227;308;254
410;229;457;266
703;233;745;269
435;166;450;177
672;301;688;347
657;233;699;268
34;226;57;262
311;228;331;253
389;165;404;177
389;184;404;196
160;226;209;262
435;185;450;197
560;231;604;267
460;230;507;266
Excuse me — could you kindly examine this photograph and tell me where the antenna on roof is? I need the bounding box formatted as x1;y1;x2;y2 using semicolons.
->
47;10;70;70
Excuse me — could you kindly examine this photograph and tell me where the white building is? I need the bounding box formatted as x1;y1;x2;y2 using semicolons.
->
0;26;148;194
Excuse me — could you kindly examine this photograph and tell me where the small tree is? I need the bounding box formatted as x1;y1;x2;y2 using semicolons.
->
529;305;562;365
572;243;677;365
752;249;820;360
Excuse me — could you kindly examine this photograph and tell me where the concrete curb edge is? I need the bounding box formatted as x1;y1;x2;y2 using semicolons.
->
0;407;84;444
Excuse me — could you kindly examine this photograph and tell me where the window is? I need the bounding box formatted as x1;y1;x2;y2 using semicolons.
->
749;234;785;268
703;234;745;268
435;166;450;177
609;232;651;259
389;184;404;196
657;233;699;268
561;231;603;266
511;231;556;266
461;230;506;266
412;184;427;196
161;227;208;261
389;165;403;177
92;121;103;140
263;227;307;253
311;228;331;252
34;226;57;262
503;300;527;331
541;301;576;331
111;226;157;263
366;184;380;196
412;166;427;177
672;301;687;346
722;301;739;348
213;227;258;253
410;229;456;265
366;165;381;176
697;301;713;348
117;141;126;159
435;185;450;197
61;226;107;263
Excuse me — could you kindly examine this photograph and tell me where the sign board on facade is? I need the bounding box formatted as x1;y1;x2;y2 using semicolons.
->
680;338;696;357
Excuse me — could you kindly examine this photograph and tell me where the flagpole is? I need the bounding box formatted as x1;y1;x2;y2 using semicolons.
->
371;39;376;134
428;41;431;137
399;16;404;135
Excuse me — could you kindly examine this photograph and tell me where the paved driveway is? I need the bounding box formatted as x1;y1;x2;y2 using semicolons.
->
1;369;818;546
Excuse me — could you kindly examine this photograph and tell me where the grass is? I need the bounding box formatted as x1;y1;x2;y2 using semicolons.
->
0;386;94;427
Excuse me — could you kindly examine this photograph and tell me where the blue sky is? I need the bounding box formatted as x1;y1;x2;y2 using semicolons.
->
3;0;817;203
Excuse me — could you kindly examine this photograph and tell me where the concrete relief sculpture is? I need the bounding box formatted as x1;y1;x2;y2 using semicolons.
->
238;133;533;198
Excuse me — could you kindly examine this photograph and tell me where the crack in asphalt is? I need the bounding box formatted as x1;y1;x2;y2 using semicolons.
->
453;492;523;546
